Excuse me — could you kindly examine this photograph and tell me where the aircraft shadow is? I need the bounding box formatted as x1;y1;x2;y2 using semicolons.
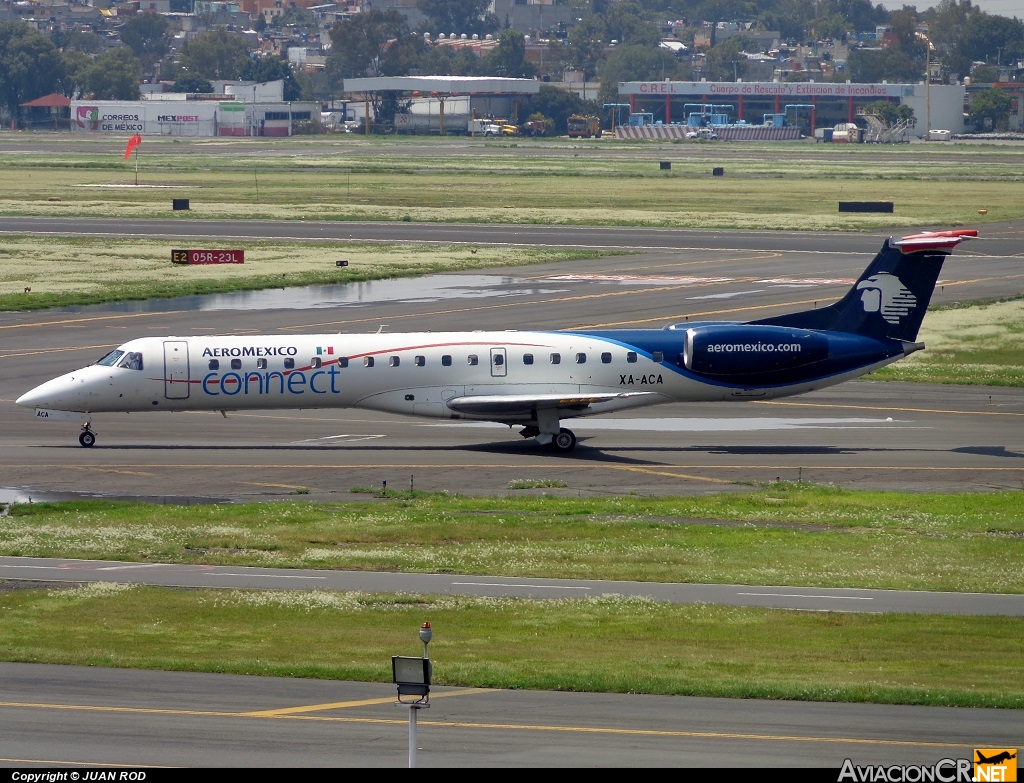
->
952;445;1024;460
31;441;681;467
31;442;1024;464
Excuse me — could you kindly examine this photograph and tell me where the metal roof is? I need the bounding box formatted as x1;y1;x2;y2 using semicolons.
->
343;76;539;95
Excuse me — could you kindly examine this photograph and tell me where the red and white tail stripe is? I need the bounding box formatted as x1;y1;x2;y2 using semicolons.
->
893;229;978;253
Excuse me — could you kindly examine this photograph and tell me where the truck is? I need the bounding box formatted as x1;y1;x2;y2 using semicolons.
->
467;118;503;136
518;119;546;137
567;114;602;138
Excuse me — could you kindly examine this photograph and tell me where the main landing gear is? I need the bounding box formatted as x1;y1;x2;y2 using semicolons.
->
519;425;578;452
519;409;578;452
552;428;577;451
79;422;96;448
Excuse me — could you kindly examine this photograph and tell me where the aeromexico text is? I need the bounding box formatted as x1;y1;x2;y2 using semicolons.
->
203;346;299;357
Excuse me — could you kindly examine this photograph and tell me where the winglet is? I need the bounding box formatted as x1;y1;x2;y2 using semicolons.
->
892;229;977;254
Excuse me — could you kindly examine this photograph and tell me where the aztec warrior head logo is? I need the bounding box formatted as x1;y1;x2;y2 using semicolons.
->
857;273;917;324
76;106;99;129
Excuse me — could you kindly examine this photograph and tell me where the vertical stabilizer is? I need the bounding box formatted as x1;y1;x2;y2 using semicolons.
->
751;230;976;342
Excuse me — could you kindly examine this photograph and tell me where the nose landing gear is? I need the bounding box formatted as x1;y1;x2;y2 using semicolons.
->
79;422;96;448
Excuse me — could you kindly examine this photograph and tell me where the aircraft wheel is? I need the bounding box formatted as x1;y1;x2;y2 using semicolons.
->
79;430;96;448
552;428;576;452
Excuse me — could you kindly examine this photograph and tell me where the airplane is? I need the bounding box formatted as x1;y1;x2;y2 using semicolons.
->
976;752;1016;765
17;229;977;452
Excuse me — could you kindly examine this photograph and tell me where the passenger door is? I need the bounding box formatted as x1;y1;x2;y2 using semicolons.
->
163;340;190;399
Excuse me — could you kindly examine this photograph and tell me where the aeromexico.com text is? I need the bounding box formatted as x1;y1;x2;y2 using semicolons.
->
707;342;802;353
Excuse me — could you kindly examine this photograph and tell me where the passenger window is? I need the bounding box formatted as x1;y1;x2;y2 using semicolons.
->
208;359;220;371
414;355;425;367
231;359;242;370
284;358;295;370
442;355;452;367
468;355;479;366
523;353;534;365
550;353;561;364
493;354;504;366
311;357;322;369
601;352;612;364
390;356;400;367
338;357;348;368
256;358;267;370
652;351;664;363
627;352;637;363
364;356;374;367
575;353;586;364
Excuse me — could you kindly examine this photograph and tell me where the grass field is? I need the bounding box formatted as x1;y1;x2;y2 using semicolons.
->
0;584;1018;708
1;136;1022;229
0;236;598;309
2;487;1022;708
5;485;1022;593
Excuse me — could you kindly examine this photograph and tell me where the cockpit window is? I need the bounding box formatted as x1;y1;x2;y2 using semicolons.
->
116;352;144;371
96;350;125;367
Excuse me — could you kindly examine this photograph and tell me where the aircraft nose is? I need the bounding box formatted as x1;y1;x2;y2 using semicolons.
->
16;374;87;411
16;385;48;408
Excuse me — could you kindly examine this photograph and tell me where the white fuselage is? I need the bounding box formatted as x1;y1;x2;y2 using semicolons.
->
17;330;896;425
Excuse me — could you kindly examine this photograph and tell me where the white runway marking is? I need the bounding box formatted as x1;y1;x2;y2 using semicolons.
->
210;574;326;580
737;592;874;601
451;581;590;590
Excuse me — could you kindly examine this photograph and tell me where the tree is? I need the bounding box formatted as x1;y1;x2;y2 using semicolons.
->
960;13;1024;71
170;73;213;93
847;47;922;83
968;87;1011;131
598;44;682;106
56;30;105;55
521;84;600;135
861;99;914;126
480;30;536;78
969;64;1000;83
704;36;754;82
604;1;660;47
416;0;498;38
418;43;481;77
326;12;428;127
58;50;92;99
179;28;250;81
80;48;141;100
565;15;608;81
0;22;64;118
326;10;413;82
120;12;171;74
242;56;305;100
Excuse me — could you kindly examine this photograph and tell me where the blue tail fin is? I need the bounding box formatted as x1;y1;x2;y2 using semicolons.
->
751;230;977;342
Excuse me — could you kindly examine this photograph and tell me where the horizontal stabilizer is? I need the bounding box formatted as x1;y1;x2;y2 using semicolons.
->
447;391;657;416
892;229;977;253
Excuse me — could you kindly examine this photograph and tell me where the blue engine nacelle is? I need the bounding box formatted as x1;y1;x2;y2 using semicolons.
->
682;325;830;376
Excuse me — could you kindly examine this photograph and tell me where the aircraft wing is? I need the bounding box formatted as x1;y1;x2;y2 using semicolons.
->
446;391;659;417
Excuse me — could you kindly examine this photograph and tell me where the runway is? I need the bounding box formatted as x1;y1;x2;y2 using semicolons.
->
1;556;1020;615
1;221;1023;500
2;661;1018;769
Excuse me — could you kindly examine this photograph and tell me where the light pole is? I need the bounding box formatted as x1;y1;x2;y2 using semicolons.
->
393;622;433;768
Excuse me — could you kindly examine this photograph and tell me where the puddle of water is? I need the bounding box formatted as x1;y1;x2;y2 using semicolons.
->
58;275;571;314
0;487;228;505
